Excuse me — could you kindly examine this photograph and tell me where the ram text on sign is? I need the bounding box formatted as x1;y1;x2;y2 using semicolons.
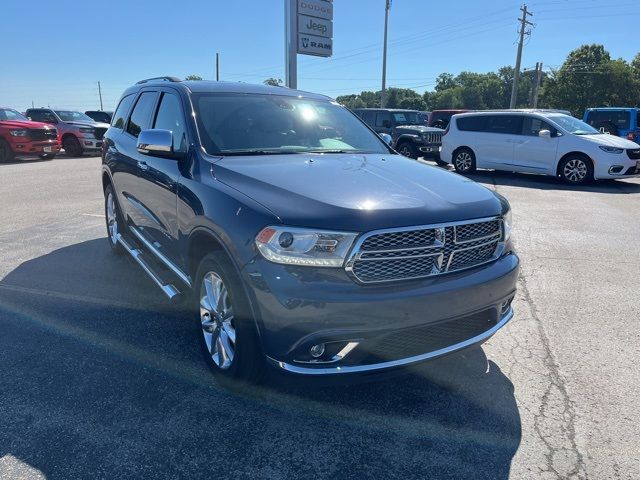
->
298;33;333;57
297;0;333;21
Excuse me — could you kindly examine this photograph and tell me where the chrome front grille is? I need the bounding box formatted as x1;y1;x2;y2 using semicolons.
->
423;132;443;144
346;218;503;284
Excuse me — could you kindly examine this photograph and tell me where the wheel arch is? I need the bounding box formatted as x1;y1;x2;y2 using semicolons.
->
451;145;475;162
555;151;594;177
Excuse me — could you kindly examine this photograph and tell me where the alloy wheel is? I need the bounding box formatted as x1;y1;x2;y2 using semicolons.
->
106;192;119;245
455;152;472;171
563;159;588;183
200;272;236;370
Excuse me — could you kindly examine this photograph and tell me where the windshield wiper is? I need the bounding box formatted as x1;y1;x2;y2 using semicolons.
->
306;149;369;154
221;150;301;156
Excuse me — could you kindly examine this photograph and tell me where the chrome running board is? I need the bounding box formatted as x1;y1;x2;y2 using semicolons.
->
117;233;181;301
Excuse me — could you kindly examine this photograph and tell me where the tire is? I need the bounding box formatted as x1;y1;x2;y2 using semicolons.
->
558;155;593;185
195;252;264;383
62;135;83;157
0;138;15;163
596;121;619;137
39;153;57;160
397;141;418;159
453;148;476;174
104;184;124;254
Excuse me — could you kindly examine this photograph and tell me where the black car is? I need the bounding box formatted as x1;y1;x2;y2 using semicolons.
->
352;108;446;164
85;110;113;124
102;77;519;383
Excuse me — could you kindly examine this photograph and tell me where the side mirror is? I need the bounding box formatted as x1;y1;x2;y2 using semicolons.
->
137;129;181;158
380;133;393;145
538;129;551;138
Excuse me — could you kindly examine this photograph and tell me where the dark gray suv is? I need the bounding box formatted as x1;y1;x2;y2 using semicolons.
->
102;77;519;383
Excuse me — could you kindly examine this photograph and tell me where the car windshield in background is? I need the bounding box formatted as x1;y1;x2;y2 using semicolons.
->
0;108;29;121
193;94;389;156
392;111;422;125
549;114;600;135
55;110;95;123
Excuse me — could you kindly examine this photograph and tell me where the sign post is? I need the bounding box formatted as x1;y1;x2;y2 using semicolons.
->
285;0;333;88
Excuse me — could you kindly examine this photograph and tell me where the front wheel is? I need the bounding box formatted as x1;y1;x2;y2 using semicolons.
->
453;148;476;173
558;156;593;185
104;184;124;254
195;253;264;383
62;135;83;157
0;139;15;163
397;141;418;159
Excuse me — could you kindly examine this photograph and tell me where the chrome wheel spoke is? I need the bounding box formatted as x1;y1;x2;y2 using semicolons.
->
199;271;236;370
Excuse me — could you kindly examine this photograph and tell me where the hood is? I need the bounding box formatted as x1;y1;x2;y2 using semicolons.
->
0;119;54;130
580;133;639;148
396;125;444;133
213;153;503;232
64;121;110;128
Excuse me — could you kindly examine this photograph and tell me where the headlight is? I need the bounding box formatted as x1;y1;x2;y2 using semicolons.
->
502;209;513;241
79;127;95;134
9;129;28;137
255;226;357;267
598;146;623;154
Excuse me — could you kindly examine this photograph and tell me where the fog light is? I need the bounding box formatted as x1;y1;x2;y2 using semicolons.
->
309;343;325;358
608;165;624;174
500;298;513;315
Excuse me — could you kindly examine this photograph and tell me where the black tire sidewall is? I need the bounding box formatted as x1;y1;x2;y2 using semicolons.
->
104;184;124;253
453;148;476;173
63;136;83;157
0;139;15;163
194;253;263;383
559;156;593;185
397;141;417;159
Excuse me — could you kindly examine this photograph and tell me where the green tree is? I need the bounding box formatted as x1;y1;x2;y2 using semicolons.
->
264;77;283;86
185;75;203;80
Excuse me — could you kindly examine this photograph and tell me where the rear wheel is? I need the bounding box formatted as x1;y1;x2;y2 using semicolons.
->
397;141;418;159
62;135;83;157
195;253;264;383
0;139;15;163
558;156;593;185
453;148;476;173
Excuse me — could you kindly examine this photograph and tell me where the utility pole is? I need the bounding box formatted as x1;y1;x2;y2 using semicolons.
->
509;4;533;109
215;53;220;81
380;0;391;108
532;62;543;108
97;81;104;110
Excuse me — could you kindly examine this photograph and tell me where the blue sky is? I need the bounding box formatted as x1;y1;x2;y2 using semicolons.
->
1;0;637;112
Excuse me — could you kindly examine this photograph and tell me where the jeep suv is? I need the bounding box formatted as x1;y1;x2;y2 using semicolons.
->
102;77;519;382
25;108;109;157
583;108;640;143
352;108;445;163
0;107;61;162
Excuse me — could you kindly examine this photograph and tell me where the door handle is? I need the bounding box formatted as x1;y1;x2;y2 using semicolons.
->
137;161;149;171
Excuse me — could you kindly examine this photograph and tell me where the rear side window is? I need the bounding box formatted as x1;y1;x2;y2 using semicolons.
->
375;111;391;127
457;116;485;132
153;92;187;152
484;115;522;134
586;110;630;129
126;92;157;137
111;94;135;129
362;111;375;124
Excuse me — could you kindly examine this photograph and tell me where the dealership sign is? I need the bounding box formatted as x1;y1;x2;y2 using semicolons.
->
296;0;333;57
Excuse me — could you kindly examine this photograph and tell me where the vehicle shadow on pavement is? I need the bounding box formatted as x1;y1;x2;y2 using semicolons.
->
0;239;521;480
463;170;640;193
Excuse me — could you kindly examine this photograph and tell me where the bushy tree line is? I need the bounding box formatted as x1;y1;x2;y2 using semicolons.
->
335;45;640;117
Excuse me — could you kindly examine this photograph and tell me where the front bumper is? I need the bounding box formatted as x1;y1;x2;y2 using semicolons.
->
594;153;640;179
243;251;519;376
78;136;103;150
417;143;441;157
10;138;61;157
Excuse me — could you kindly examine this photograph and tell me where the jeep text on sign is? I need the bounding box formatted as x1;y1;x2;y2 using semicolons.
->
298;33;333;57
297;0;333;21
298;14;332;38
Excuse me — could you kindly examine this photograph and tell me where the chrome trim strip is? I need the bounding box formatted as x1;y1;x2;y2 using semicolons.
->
356;251;443;262
130;226;192;287
117;234;180;300
453;228;502;245
268;308;514;375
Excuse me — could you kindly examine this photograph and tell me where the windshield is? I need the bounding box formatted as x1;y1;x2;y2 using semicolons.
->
0;108;29;122
193;93;390;155
548;114;600;135
55;110;95;123
392;111;422;126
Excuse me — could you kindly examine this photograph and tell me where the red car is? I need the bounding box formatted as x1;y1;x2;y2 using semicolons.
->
0;107;61;162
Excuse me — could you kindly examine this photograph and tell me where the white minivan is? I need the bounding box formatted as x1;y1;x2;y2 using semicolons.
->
440;110;640;184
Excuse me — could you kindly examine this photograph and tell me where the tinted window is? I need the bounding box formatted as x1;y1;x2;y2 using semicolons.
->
126;92;157;137
457;116;485;132
484;115;522;134
375;111;391;127
586;110;630;129
27;110;57;123
153;92;187;152
86;111;111;123
362;111;375;124
0;108;29;121
522;117;557;136
111;94;135;129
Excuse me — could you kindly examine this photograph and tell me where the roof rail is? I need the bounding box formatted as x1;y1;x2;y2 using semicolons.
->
135;76;182;85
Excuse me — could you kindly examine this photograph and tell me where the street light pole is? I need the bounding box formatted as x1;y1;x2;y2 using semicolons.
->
380;0;390;108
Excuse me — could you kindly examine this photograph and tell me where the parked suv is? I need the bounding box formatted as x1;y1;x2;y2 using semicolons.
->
441;110;640;184
352;108;445;162
429;109;471;129
102;77;518;382
583;108;640;142
25;108;109;157
0;107;60;162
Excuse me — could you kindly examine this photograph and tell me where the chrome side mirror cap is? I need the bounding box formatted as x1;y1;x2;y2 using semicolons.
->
137;129;181;158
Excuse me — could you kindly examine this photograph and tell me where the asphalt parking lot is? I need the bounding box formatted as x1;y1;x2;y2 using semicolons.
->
1;155;639;480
